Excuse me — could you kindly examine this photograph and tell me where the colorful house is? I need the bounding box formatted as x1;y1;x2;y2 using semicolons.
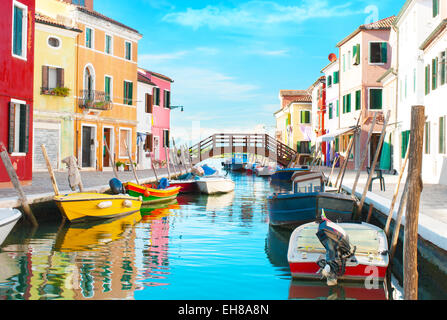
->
0;0;35;188
32;8;81;171
336;16;395;170
137;68;173;165
310;76;327;163
275;90;312;154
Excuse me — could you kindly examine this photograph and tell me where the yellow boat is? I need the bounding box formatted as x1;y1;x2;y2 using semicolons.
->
54;192;142;223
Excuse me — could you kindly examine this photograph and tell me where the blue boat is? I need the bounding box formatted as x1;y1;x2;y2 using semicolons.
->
267;172;359;229
270;167;310;182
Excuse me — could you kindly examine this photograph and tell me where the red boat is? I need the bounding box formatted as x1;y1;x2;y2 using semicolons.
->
168;180;199;193
287;220;389;285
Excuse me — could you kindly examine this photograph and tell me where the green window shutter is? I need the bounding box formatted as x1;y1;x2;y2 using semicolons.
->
86;28;91;48
336;100;339;117
329;103;333;119
334;71;339;84
432;58;438;90
355;44;360;65
19;104;30;153
381;43;388;63
105;77;110;101
8;102;16;154
306;111;310;123
433;0;439;17
355;90;361;110
347;93;351;112
440;116;445;154
13;6;23;56
128;82;133;105
300;111;304;123
401;130;410;158
370;89;383;109
425;65;430;95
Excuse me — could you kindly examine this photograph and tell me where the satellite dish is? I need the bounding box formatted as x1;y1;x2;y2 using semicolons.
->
328;53;337;62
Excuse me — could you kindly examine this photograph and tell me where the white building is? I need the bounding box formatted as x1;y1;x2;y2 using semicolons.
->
136;68;154;170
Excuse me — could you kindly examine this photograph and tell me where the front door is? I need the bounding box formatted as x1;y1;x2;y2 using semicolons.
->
370;133;381;167
103;128;112;168
82;126;95;168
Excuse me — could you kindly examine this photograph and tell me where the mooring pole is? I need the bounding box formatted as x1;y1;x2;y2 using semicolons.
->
0;146;38;227
403;105;425;300
124;140;140;185
41;144;60;196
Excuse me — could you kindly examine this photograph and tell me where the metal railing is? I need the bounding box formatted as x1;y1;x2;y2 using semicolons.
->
79;90;113;111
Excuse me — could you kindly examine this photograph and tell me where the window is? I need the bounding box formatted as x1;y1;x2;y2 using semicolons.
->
333;71;339;84
343;93;351;113
432;57;438;90
425;64;431;95
48;36;61;48
105;76;112;101
119;128;132;158
41;66;64;91
369;89;383;110
8;101;30;154
145;93;153;113
336;100;339;117
300;111;310;124
85;27;93;48
297;141;310;154
401;130;410;158
12;2;27;59
125;41;132;60
123;81;133;105
153;87;160;105
327;75;332;87
355;90;361;110
163;90;171;108
425;122;431;154
433;0;439;17
163;130;170;148
343;54;346;72
369;42;387;64
328;103;333;120
71;0;85;5
144;133;153;152
353;44;360;65
441;52;446;86
440;116;446;154
105;34;112;54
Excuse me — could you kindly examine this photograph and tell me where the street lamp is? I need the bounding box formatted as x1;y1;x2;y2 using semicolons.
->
170;105;184;112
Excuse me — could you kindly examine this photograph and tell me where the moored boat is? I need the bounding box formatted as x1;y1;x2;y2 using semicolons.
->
0;208;22;245
168;179;199;193
196;176;235;194
287;218;389;285
124;182;181;205
54;193;142;223
270;167;309;182
256;166;275;177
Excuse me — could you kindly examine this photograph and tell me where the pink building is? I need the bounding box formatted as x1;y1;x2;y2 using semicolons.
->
137;68;173;164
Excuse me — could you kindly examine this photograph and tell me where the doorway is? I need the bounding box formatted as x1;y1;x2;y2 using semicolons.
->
82;125;96;168
370;133;382;167
103;127;113;168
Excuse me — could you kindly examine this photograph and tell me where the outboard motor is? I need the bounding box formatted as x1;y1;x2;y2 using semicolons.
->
316;211;356;286
158;177;170;189
109;178;125;195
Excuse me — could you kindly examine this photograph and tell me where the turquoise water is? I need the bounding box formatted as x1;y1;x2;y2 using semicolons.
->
0;168;387;300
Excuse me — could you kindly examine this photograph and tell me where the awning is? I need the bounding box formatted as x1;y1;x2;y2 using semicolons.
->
316;126;357;143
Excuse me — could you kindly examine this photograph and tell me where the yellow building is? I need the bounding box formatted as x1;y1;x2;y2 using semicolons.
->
35;0;142;171
274;90;313;154
33;10;81;171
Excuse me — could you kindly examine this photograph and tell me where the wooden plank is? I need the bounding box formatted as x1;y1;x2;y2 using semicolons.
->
104;139;118;179
40;144;59;196
124;140;140;185
404;105;425;300
164;145;171;180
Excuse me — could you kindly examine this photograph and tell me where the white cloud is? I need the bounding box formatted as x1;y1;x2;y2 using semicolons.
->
162;0;361;30
139;51;188;64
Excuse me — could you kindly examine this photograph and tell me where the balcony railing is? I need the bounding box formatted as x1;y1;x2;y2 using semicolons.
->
79;90;113;111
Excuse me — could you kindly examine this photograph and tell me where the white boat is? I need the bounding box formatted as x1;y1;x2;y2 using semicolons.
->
196;176;235;194
256;166;275;177
0;208;22;246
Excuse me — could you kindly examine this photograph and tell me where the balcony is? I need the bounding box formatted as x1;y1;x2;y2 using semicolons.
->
79;90;113;111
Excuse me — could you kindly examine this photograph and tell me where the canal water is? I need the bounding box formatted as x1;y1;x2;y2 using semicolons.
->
0;162;388;300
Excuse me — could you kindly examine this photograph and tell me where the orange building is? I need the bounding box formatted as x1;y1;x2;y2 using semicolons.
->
68;1;142;171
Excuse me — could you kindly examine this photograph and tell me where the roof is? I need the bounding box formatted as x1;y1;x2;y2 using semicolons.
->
377;67;397;83
138;67;174;84
336;16;395;47
35;12;82;33
420;19;447;51
149;70;174;83
279;90;309;97
137;72;156;86
308;76;325;92
394;0;412;26
77;6;141;36
320;59;337;73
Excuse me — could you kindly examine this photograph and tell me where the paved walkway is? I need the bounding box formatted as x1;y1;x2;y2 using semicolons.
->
323;167;447;251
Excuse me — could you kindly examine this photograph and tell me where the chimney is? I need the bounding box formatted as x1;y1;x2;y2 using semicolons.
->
61;0;94;10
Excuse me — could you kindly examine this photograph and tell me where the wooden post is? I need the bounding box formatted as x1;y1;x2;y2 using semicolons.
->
0;148;38;227
169;147;179;176
164;145;171;180
327;154;340;186
41;144;60;196
171;139;183;175
104;139;118;179
403;105;425;300
124;140;140;185
389;180;409;262
335;135;355;191
384;137;411;236
366;204;374;223
352;112;378;195
357;110;391;216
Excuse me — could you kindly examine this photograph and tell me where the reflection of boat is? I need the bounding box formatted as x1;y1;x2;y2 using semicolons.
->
54;211;142;252
256;166;275;177
0;208;22;245
124;182;180;204
0;252;20;283
203;191;235;211
196;177;235;194
268;172;358;229
287;221;389;283
288;280;387;300
141;203;180;222
265;226;291;268
53;193;142;223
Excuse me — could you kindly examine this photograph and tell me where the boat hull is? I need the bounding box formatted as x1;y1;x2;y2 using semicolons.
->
125;182;181;204
231;163;245;172
54;193;142;223
0;208;22;245
256;167;274;176
287;222;389;282
196;178;235;194
267;192;358;229
270;168;309;182
168;180;199;193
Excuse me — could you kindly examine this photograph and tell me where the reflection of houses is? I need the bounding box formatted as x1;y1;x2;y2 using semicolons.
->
274;90;312;154
32;8;82;171
0;0;35;188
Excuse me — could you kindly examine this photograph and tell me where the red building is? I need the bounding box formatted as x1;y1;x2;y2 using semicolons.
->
0;0;35;187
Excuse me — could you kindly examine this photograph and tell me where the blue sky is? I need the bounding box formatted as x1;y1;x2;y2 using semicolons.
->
95;0;405;145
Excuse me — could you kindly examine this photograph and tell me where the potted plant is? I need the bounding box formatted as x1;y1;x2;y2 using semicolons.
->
116;161;125;172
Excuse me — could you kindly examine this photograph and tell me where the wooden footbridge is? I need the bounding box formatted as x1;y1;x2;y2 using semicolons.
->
188;133;306;167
